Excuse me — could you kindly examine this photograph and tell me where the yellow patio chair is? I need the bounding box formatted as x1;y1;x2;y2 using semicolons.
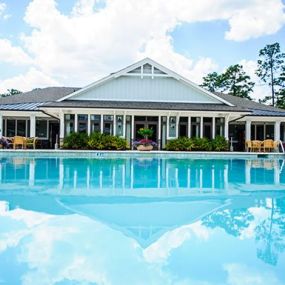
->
13;136;26;149
25;137;38;149
263;139;274;152
251;140;262;152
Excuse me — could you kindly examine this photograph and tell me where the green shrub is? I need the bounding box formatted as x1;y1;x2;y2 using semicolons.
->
165;137;194;151
87;132;129;150
63;132;89;149
211;136;229;151
165;136;229;151
191;137;212;151
62;132;128;150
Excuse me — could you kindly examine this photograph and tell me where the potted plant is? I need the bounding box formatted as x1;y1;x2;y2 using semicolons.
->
133;127;157;151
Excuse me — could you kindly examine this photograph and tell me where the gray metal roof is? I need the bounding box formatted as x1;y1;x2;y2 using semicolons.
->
0;102;44;111
42;100;249;112
1;86;285;117
0;87;80;104
214;92;285;116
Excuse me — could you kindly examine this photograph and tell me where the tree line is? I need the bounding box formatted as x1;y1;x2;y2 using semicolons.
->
201;42;285;108
0;89;22;98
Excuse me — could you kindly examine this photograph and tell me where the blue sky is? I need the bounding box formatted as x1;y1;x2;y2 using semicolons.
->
0;0;285;99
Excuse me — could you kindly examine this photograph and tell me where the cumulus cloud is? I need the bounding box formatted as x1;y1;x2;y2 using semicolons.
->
240;59;271;101
0;39;32;65
1;0;285;91
0;1;10;19
0;67;59;93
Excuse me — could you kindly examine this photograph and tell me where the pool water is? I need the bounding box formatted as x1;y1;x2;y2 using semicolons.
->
0;156;285;285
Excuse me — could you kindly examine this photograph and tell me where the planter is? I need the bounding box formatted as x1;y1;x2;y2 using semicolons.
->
137;144;153;151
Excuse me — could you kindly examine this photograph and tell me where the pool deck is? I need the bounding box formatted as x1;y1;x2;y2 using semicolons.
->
0;149;284;159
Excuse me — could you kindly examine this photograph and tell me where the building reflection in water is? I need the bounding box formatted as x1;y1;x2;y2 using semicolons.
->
0;157;284;194
0;156;285;271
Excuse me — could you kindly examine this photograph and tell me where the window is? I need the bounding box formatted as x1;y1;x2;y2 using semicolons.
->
6;120;15;137
116;115;124;136
191;117;200;138
203;117;212;139
251;123;274;140
4;118;30;137
78;114;88;133
178;117;188;137
36;119;48;138
169;116;177;138
64;114;75;136
215;118;225;137
17;120;26;136
125;115;132;144
103;115;114;135
90;115;101;133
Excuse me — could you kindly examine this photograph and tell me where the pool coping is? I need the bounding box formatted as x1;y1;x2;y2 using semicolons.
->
0;149;284;159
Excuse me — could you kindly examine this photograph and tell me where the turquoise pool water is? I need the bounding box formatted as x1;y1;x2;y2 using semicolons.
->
0;155;285;285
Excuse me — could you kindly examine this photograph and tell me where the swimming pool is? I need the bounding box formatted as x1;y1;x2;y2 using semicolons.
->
0;154;285;285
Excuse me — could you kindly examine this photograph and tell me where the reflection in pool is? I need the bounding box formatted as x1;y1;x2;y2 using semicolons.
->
0;156;285;285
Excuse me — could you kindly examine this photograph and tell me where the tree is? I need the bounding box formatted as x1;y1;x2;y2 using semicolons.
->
201;72;225;93
0;88;22;97
256;42;285;106
201;65;255;100
221;64;254;100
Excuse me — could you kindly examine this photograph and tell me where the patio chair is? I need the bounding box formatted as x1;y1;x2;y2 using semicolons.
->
245;140;252;152
251;140;262;152
13;136;26;149
25;137;38;149
273;140;279;152
263;139;274;152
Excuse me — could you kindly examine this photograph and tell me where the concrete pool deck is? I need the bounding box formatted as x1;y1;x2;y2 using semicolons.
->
0;149;284;159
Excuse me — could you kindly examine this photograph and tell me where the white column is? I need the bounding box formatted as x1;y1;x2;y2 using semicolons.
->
0;114;3;138
122;114;125;138
245;120;251;141
100;114;104;134
166;115;170;139
74;114;78;132
87;114;91;135
176;115;179;138
274;121;281;141
131;115;135;149
59;112;65;140
158;115;161;150
188;116;191;138
224;116;229;140
30;114;36;137
200;117;203;138
212;117;216;139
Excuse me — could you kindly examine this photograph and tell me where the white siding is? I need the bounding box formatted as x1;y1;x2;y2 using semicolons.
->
71;76;222;104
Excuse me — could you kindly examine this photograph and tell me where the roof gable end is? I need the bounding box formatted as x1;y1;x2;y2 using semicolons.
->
57;58;234;106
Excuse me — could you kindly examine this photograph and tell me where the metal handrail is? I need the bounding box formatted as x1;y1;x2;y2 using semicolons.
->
279;140;285;153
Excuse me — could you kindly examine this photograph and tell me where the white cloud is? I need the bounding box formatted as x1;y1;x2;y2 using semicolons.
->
0;67;60;93
226;0;285;41
240;59;271;101
224;263;283;285
1;0;284;91
0;39;32;65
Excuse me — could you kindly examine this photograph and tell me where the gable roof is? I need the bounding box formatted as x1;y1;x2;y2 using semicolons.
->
0;87;79;105
215;92;285;117
57;58;234;106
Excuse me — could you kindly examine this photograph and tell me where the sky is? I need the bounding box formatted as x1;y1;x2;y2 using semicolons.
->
0;0;285;100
